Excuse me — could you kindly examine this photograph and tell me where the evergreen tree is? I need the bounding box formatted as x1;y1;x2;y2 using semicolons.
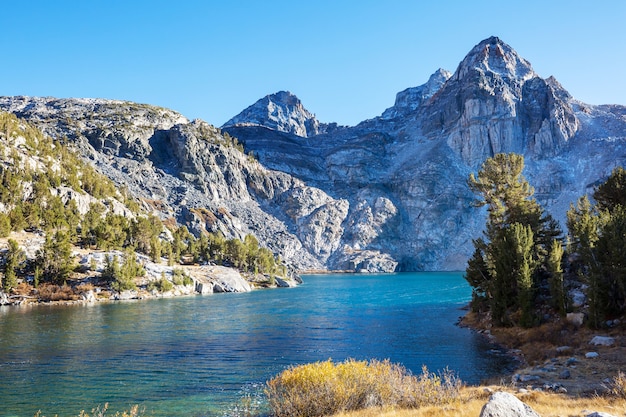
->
594;206;626;317
0;212;11;237
130;215;162;255
3;239;25;292
81;202;106;248
547;239;565;316
594;166;626;212
510;223;536;327
565;167;626;327
150;236;162;263
38;231;74;284
465;153;560;327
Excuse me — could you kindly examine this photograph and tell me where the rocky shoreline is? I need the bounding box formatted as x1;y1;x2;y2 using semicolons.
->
462;313;626;397
0;232;302;308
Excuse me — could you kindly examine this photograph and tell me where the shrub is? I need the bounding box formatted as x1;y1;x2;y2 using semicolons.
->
172;268;193;286
608;370;626;399
147;277;173;293
37;284;78;302
265;359;462;417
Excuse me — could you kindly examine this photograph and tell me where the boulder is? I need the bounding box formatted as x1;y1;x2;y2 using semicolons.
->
206;266;252;293
585;352;599;358
556;346;572;354
275;277;296;288
518;374;540;382
116;290;138;300
81;290;96;302
566;312;584;327
585;413;618;417
479;392;541;417
589;336;615;346
569;289;586;308
195;280;214;295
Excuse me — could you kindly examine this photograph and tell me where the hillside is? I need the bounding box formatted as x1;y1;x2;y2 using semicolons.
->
0;112;298;305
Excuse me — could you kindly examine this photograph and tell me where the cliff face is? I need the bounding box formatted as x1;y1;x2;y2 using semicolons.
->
3;37;626;272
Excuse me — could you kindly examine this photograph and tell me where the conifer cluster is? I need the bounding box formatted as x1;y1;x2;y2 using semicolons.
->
466;153;626;328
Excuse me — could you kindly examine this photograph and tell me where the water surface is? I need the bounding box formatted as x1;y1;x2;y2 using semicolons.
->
0;272;512;416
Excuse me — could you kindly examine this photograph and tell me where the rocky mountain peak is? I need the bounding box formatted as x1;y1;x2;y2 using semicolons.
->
222;90;325;138
381;68;451;119
417;37;579;167
453;36;536;85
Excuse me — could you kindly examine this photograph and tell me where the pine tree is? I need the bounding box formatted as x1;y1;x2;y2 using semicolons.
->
547;239;565;316
3;239;25;292
466;153;560;327
593;166;626;212
38;231;74;284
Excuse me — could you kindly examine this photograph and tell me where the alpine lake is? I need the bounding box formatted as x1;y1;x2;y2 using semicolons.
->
0;272;514;417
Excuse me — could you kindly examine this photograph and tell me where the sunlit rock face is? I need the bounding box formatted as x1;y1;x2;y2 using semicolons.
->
3;37;626;272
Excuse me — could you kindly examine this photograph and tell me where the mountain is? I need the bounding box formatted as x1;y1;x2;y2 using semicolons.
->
223;36;626;270
222;91;341;138
2;36;626;272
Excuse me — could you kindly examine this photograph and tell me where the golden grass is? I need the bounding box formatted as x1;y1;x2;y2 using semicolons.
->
266;359;461;417
331;386;626;417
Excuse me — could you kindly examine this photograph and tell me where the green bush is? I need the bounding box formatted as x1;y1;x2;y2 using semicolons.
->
171;268;193;286
147;277;173;292
265;359;462;417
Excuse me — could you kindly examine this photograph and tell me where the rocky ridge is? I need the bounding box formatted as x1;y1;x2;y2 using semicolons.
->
3;36;626;272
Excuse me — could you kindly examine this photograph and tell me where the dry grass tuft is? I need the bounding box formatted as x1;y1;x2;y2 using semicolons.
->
266;359;462;417
607;370;626;399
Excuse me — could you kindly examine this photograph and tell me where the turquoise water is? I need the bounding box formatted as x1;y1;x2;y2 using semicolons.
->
0;273;512;417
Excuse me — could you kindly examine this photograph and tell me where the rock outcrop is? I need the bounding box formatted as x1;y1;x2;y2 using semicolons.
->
3;36;626;272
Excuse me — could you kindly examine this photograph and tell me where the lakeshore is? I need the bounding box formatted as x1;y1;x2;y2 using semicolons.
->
462;312;626;397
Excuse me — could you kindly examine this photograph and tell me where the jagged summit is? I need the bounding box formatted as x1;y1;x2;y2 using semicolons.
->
222;90;327;138
381;68;452;119
453;36;536;84
414;36;579;167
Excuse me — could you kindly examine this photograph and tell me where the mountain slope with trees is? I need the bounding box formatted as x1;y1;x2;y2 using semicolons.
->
0;113;294;304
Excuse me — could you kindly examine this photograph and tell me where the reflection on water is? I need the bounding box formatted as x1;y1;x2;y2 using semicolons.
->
0;272;513;416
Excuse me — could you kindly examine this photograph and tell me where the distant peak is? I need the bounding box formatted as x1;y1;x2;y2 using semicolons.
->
381;69;451;119
222;91;325;137
427;68;452;87
454;36;535;83
265;91;301;106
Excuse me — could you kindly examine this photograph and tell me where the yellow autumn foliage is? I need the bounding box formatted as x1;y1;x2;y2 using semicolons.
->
266;359;462;417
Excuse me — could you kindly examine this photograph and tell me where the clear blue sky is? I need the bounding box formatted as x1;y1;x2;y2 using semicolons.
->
1;1;625;127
